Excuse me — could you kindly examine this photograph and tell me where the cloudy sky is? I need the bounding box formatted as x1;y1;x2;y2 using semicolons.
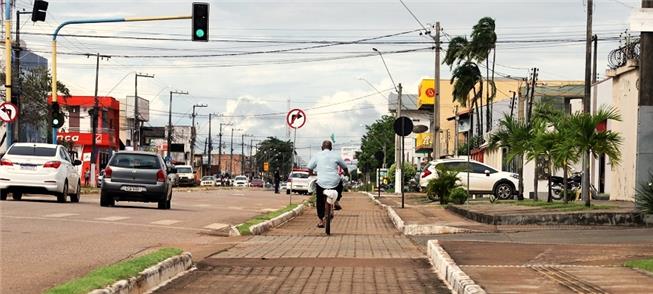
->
2;0;641;160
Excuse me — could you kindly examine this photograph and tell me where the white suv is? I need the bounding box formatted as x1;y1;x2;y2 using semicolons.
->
0;143;82;202
419;159;519;200
286;171;314;195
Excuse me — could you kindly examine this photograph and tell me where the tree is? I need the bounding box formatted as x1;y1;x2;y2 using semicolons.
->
358;115;395;180
470;17;497;132
255;137;294;181
388;162;417;186
568;106;623;207
488;114;533;201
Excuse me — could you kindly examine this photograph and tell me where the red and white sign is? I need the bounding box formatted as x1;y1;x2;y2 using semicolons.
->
286;108;306;129
57;133;110;145
425;88;435;98
0;102;18;123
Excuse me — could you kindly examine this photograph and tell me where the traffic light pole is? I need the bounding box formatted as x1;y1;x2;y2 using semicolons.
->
49;15;192;143
90;53;110;187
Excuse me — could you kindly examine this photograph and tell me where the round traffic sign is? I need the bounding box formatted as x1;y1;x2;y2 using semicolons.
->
0;102;18;123
393;116;413;137
286;108;306;129
425;88;435;97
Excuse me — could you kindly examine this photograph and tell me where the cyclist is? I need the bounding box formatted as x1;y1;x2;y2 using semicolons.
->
307;140;349;228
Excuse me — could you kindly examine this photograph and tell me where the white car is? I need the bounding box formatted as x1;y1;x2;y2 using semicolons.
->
200;176;217;186
176;165;196;186
286;170;315;195
233;175;249;187
419;159;519;200
0;143;82;203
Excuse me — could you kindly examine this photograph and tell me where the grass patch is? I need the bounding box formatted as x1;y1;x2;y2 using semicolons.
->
46;247;183;294
625;257;653;273
236;203;300;235
80;187;99;194
499;199;615;211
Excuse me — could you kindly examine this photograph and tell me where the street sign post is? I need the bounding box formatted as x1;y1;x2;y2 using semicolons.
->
286;108;306;206
0;102;18;123
393;116;413;208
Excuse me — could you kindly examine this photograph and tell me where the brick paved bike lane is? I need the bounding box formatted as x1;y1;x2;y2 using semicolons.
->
155;193;450;293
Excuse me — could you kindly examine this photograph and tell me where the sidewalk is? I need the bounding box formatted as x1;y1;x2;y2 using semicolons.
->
155;193;450;293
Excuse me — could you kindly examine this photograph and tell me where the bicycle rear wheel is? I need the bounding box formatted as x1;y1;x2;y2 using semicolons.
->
325;203;332;235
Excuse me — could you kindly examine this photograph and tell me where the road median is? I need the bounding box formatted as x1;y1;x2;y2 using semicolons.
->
234;201;306;235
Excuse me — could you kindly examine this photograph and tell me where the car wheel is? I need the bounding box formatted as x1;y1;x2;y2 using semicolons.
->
158;196;168;209
100;192;114;207
12;191;23;201
70;180;81;203
0;189;7;200
57;182;68;203
494;182;514;200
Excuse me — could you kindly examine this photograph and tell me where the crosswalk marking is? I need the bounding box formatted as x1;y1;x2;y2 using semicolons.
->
203;223;229;230
44;213;78;218
151;220;181;225
96;216;130;221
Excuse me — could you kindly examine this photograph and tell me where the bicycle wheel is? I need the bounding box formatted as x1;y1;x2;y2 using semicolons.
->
325;203;332;235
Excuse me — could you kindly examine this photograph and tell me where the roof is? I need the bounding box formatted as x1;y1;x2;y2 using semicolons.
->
387;93;420;112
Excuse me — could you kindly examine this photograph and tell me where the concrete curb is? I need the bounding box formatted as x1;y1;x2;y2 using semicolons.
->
248;203;306;235
88;252;193;294
447;204;645;226
427;240;486;294
364;192;471;235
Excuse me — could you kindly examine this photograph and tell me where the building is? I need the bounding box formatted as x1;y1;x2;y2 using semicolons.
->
119;96;150;148
49;96;121;185
149;126;193;165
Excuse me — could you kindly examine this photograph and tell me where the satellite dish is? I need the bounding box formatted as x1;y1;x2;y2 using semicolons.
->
413;125;428;134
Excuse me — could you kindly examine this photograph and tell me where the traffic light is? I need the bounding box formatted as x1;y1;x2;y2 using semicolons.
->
192;2;209;41
31;0;49;22
51;102;64;128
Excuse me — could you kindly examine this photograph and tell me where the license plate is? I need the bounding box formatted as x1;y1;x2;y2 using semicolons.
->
20;165;36;170
120;186;146;192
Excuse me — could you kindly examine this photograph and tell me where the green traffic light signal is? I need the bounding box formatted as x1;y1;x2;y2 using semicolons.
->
195;29;205;38
192;3;209;41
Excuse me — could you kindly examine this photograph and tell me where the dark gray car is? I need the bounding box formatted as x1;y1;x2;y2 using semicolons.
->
100;151;175;209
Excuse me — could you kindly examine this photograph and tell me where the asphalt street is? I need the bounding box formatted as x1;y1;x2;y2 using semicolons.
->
0;188;304;294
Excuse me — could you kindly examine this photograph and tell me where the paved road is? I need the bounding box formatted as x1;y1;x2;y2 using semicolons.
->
155;193;450;293
0;188;304;294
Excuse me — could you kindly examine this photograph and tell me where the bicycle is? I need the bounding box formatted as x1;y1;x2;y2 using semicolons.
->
323;189;338;235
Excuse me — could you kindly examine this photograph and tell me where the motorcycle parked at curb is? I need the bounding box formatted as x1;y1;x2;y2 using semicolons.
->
550;172;598;201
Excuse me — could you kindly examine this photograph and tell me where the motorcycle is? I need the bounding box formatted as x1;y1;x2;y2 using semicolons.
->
550;172;598;201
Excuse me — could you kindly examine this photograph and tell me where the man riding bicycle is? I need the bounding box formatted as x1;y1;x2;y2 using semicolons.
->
307;140;349;228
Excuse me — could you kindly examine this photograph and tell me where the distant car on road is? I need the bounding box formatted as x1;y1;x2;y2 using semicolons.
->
0;143;82;203
286;169;314;195
167;165;180;187
200;176;217;186
250;178;264;188
176;165;196;187
233;175;249;187
100;151;174;209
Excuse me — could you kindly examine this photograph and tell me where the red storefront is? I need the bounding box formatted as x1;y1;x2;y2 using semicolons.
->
49;96;121;185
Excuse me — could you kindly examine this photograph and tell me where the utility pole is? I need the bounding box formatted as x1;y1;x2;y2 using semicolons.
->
208;113;213;175
230;128;235;175
167;90;188;161
218;122;231;174
90;53;110;187
4;0;14;147
582;0;593;207
134;73;154;149
12;10;33;142
433;21;441;160
454;106;459;157
190;104;207;167
636;0;653;194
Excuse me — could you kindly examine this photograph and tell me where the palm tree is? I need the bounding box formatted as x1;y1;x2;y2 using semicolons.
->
470;17;497;133
550;116;580;204
450;61;483;139
488;114;532;201
568;106;623;207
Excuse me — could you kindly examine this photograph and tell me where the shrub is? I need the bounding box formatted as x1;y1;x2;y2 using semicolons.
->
635;173;653;215
388;163;418;184
448;187;468;204
425;166;461;204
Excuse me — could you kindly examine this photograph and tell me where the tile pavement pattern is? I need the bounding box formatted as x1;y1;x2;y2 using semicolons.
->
155;194;450;293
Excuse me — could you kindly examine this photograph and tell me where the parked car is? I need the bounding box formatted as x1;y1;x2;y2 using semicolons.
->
419;158;519;200
176;165;196;186
167;165;180;187
200;176;217;186
233;175;249;187
0;143;82;203
100;151;174;209
250;178;264;188
286;169;314;195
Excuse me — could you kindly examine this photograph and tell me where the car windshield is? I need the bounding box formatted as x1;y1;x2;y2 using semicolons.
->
202;176;214;180
177;167;192;173
291;172;309;179
235;176;247;181
8;146;57;157
110;154;161;169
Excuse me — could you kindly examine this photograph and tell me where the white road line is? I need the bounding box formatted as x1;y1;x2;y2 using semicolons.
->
96;216;130;221
151;220;181;226
203;223;229;230
228;206;244;210
232;193;245;196
44;213;79;218
193;204;211;207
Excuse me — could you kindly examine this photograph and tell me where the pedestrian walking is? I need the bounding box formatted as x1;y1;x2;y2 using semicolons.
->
84;169;91;187
274;169;281;194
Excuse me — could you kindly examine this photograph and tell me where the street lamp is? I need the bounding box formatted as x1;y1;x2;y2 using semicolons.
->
167;90;189;161
229;127;242;176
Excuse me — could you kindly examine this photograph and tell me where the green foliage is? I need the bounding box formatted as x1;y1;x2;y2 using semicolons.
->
457;135;483;155
635;173;653;215
387;163;417;184
426;166;461;204
568;106;623;165
46;248;183;294
448;187;468;205
237;203;299;235
625;258;653;273
358;115;395;174
255;137;294;178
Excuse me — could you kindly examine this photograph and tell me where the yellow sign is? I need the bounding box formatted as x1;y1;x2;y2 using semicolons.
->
415;133;433;152
417;79;436;110
263;162;269;172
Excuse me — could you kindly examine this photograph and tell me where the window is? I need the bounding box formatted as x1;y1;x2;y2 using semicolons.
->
177;167;192;173
59;148;71;163
110;153;161;169
291;172;309;179
471;163;496;174
8;146;57;157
